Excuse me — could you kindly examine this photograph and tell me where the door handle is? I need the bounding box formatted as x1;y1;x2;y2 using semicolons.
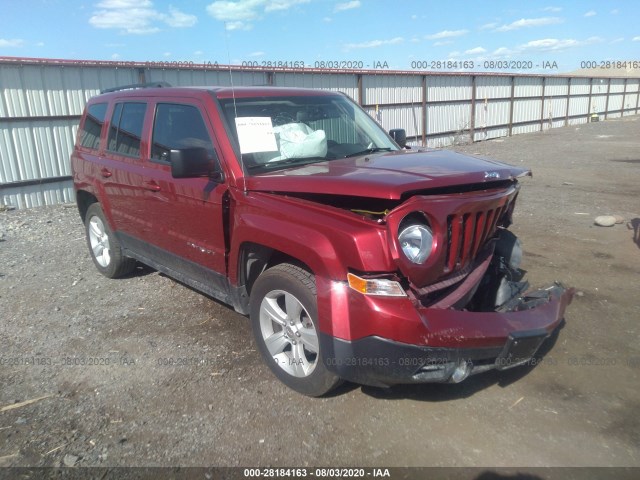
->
143;180;161;192
100;167;112;178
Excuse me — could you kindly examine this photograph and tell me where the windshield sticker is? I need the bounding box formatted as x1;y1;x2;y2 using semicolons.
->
235;117;278;154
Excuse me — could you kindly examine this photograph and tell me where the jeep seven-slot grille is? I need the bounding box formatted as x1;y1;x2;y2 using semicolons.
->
445;205;507;272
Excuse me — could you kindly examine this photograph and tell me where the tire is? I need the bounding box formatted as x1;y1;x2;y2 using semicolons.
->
250;263;342;396
84;203;136;278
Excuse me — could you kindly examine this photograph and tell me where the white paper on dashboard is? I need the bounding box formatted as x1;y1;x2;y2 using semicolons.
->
235;117;278;154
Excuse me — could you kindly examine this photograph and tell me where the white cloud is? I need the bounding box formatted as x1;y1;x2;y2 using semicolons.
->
249;50;265;57
111;53;120;59
465;46;486;55
334;1;360;12
610;9;619;14
425;29;469;40
433;40;453;46
411;14;417;20
35;42;45;47
266;0;310;12
344;37;403;50
0;38;25;47
519;36;602;52
225;21;252;30
584;10;596;17
492;47;513;56
163;52;171;57
206;0;309;30
206;0;262;23
495;17;562;32
610;37;624;44
90;0;197;34
633;36;640;41
323;16;332;22
479;22;498;30
97;0;148;7
164;7;197;27
193;50;204;55
487;36;602;59
543;6;562;12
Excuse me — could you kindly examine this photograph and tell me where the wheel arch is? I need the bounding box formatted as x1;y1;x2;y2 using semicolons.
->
237;242;314;299
76;190;98;222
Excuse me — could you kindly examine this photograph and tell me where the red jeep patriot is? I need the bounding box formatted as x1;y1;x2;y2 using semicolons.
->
71;84;574;396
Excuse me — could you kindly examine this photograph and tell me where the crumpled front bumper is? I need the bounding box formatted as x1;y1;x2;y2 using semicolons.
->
320;283;574;387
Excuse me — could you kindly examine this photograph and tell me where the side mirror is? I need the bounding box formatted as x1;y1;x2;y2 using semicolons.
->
389;129;407;149
170;147;223;181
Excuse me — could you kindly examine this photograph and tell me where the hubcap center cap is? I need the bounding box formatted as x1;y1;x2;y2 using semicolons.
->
284;325;295;338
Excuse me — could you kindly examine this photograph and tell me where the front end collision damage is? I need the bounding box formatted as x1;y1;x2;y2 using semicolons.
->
320;278;574;388
318;194;574;388
233;180;574;388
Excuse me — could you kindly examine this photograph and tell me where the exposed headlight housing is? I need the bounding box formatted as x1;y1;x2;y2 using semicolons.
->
398;222;433;264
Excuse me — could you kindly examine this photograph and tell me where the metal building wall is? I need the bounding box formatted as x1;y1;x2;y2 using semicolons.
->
145;68;268;87
0;61;142;208
1;57;639;209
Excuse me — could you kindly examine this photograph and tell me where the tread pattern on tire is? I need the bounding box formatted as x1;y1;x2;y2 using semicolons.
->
269;263;317;296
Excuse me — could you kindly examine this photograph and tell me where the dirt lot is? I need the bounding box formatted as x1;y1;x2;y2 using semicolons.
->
1;115;639;473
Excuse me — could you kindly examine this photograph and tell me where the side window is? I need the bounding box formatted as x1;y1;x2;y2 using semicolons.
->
151;103;214;162
79;103;108;150
107;102;146;158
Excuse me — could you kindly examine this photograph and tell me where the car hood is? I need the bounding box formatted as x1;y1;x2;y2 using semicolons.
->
244;149;529;199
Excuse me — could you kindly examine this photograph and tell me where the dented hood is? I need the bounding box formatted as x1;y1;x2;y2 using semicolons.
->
244;149;529;199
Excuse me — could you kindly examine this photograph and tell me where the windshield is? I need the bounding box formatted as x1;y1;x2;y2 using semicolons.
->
219;94;399;174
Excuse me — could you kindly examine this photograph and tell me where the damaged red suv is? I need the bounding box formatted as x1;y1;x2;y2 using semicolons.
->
71;84;574;396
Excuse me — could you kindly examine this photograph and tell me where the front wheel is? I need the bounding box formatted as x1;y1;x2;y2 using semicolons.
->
85;203;136;278
250;263;341;396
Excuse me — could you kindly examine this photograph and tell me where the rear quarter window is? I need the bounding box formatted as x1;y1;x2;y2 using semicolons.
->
79;103;108;150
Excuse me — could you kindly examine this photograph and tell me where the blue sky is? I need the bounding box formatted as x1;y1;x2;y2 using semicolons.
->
1;0;639;73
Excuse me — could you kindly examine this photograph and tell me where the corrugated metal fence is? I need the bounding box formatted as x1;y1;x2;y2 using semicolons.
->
1;57;639;208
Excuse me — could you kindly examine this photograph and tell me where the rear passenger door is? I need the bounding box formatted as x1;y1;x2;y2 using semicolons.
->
139;99;228;280
101;100;150;240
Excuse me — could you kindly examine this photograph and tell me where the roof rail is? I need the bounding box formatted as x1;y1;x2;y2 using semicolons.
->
100;81;172;94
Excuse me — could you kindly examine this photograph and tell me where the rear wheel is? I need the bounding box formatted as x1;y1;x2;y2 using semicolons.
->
250;263;341;396
85;203;136;278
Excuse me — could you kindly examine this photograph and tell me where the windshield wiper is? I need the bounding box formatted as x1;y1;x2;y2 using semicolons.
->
247;156;330;171
343;147;393;158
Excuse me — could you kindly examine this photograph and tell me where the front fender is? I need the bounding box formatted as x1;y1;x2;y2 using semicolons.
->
228;191;394;281
227;191;396;337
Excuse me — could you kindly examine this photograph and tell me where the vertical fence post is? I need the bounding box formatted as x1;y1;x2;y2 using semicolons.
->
421;75;427;146
508;75;515;136
565;77;571;126
357;73;363;106
137;68;146;84
470;75;476;142
604;77;611;119
621;78;627;117
587;78;594;122
636;79;640;114
540;77;546;131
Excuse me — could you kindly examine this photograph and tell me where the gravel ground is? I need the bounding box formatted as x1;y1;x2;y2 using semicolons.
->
1;115;639;472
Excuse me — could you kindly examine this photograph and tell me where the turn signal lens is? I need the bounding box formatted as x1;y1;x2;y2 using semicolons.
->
347;273;406;297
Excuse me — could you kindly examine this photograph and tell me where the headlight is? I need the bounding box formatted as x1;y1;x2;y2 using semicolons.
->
398;223;433;264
